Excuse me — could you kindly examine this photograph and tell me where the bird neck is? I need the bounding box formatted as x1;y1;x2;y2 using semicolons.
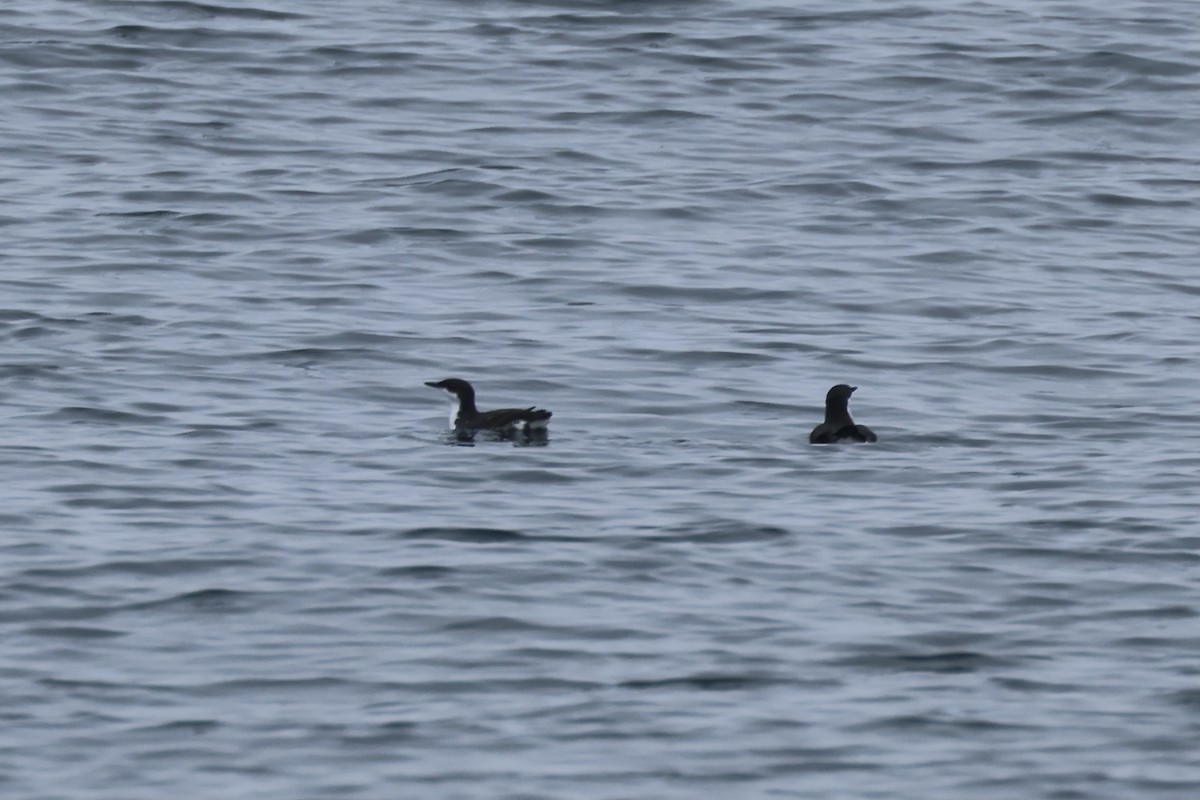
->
824;401;853;426
455;392;478;415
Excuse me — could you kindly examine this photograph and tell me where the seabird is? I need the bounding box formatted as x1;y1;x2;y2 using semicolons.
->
425;378;552;434
809;384;877;444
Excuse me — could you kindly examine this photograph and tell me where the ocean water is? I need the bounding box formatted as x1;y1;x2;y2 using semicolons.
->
2;1;1199;797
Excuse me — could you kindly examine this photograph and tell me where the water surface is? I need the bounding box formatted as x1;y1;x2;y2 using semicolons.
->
3;1;1199;797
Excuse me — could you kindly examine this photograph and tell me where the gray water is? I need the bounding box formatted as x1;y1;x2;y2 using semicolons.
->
3;1;1200;798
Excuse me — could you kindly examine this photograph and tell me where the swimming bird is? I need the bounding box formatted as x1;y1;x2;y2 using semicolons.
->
809;384;877;444
425;378;552;434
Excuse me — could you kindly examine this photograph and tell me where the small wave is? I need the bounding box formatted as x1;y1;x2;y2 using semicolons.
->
377;565;456;579
441;616;554;633
830;649;1010;674
1088;192;1192;208
134;719;221;734
42;406;168;425
644;520;791;544
23;558;258;579
855;713;1033;733
128;588;258;613
397;527;529;543
620;672;800;691
619;285;796;302
24;626;125;639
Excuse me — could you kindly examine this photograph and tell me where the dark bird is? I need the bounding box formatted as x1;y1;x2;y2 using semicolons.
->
809;384;877;444
425;378;552;434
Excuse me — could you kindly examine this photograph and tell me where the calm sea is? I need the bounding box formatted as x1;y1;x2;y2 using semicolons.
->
3;1;1199;798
